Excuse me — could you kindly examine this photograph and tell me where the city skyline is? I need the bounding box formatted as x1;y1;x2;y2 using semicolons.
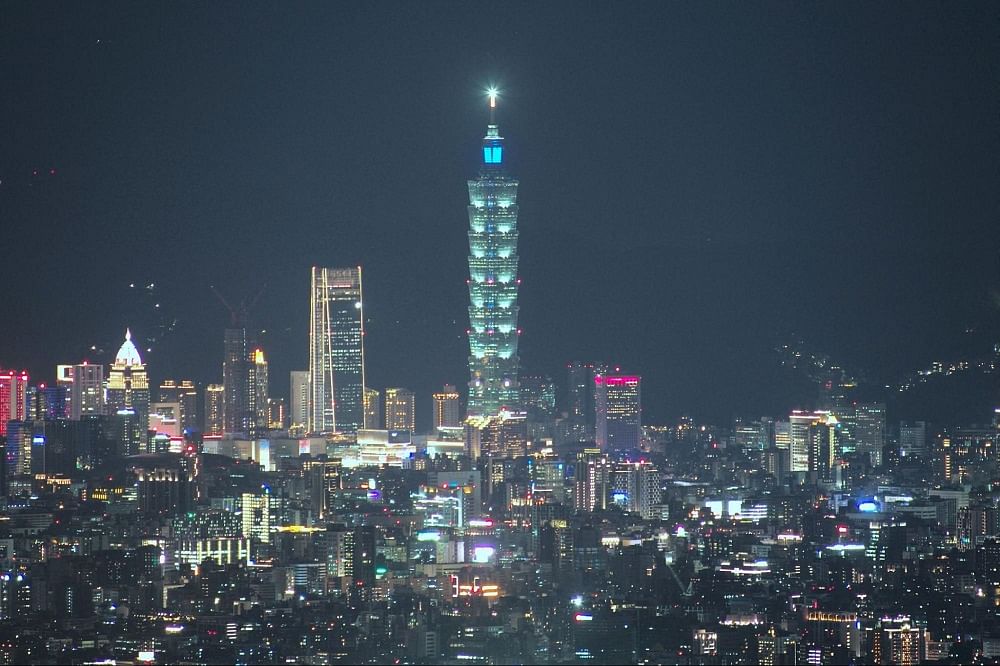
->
3;3;999;427
2;4;1000;664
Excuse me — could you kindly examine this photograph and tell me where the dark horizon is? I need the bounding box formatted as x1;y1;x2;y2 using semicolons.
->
3;2;999;427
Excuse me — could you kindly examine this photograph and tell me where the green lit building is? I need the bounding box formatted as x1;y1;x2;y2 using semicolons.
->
466;92;521;418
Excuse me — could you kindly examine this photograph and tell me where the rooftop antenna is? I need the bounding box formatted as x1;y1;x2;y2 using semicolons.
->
487;87;498;124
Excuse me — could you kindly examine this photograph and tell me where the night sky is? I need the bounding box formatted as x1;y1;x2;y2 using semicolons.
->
3;2;999;428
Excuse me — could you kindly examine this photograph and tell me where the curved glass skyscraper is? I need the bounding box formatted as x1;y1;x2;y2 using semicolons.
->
466;95;520;418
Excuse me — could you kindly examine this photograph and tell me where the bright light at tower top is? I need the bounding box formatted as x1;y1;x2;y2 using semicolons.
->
487;87;498;108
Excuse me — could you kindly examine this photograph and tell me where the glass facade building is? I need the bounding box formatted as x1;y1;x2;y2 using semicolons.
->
309;266;366;434
594;375;641;454
222;326;253;437
466;99;521;418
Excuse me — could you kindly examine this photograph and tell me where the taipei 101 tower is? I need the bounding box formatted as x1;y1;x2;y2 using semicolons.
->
465;90;521;418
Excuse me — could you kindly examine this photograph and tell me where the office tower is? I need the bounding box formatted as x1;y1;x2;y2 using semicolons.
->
0;570;31;621
733;418;771;451
30;385;67;420
149;402;182;439
574;448;611;513
853;402;886;466
432;385;461;429
252;348;269;436
872;617;924;665
309;266;366;434
204;384;224;436
430;469;482;519
565;362;605;441
241;491;271;544
61;363;105;420
106;330;150;455
0;371;28;436
267;398;285;430
136;466;195;515
179;381;199;432
158;380;180;404
363;388;382;430
465;410;527;460
4;421;33;481
817;365;854;415
758;632;800;666
305;456;342;520
531;459;568;503
610;460;662;519
466;92;521;418
520;375;556;422
351;525;376;604
807;412;839;480
788;410;822;473
324;524;355;580
899;421;927;458
594;374;641;453
384;387;415;432
290;370;310;431
56;365;74;416
158;380;199;433
223;327;254;437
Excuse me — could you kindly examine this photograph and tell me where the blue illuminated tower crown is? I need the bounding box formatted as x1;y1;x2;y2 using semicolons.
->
466;91;521;418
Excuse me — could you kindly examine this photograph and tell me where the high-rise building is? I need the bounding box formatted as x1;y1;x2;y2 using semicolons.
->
807;412;840;480
384;387;415;432
351;525;376;604
241;491;271;544
899;421;927;458
309;266;365;434
290;370;310;431
0;371;29;436
594;374;641;454
466;92;521;418
520;375;556;422
852;402;886;466
136;466;195;515
465;409;527;460
872;616;924;665
267;398;285;430
4;420;33;480
56;365;75;416
363;388;382;430
610;461;662;519
29;385;67;420
106;330;150;455
59;363;105;420
432;385;461;429
574;448;611;513
564;362;606;442
158;380;198;433
252;348;269;436
305;456;342;520
204;384;225;437
223;327;254;437
788;411;819;473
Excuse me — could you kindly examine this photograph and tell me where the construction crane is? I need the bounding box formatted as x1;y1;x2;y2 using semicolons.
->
210;283;266;327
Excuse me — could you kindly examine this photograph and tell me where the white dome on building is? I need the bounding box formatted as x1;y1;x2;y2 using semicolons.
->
115;328;144;367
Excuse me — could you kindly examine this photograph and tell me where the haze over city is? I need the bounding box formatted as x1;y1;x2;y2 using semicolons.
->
4;2;999;426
